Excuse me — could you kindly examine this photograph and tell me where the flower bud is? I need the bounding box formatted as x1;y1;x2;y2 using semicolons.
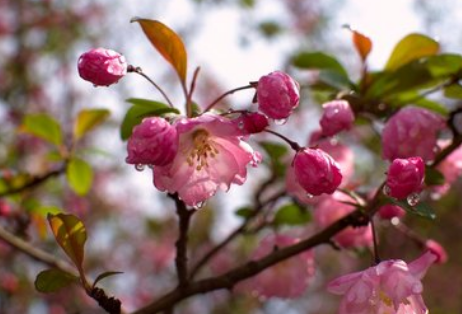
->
78;48;127;86
386;157;425;199
126;117;178;166
256;71;300;120
319;100;355;136
293;148;342;196
233;112;269;135
425;239;448;264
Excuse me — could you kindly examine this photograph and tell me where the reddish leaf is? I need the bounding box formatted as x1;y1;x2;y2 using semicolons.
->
131;18;187;84
345;25;372;62
47;213;87;273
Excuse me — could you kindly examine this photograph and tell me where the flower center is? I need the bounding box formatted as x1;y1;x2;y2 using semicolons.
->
186;129;219;171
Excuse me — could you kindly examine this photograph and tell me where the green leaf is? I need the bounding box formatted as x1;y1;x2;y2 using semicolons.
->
425;167;445;186
73;108;110;141
292;51;348;77
21;114;62;146
66;158;93;196
93;271;124;288
131;18;188;84
235;207;254;219
35;268;79;293
47;213;87;272
317;70;354;91
388;91;448;115
444;84;462;99
274;203;311;226
426;54;462;77
121;98;180;140
385;33;439;70
259;141;289;177
387;198;436;220
28;205;62;217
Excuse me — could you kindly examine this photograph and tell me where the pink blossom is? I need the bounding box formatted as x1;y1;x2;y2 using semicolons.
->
382;107;445;162
314;192;373;248
328;251;437;314
319;100;355;136
425;239;448;264
378;204;406;220
78;48;127;86
233;112;269;135
434;141;462;196
292;148;343;196
236;234;315;298
386;157;425;199
126;117;178;167
152;114;258;207
256;71;300;120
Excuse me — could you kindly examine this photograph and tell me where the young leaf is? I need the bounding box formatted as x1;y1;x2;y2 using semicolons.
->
93;271;124;288
131;18;187;84
385;33;439;70
21;114;63;146
66;158;93;196
274;203;311;226
35;268;79;293
346;26;372;62
386;198;436;220
292;51;348;77
73;108;110;141
121;98;180;140
47;213;87;272
235;207;254;219
425;167;445;186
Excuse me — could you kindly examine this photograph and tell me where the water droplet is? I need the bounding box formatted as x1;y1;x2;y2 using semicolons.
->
135;164;145;172
305;193;314;199
273;118;287;125
147;164;154;169
407;193;420;206
194;201;206;209
390;217;400;226
382;185;391;196
238;121;245;129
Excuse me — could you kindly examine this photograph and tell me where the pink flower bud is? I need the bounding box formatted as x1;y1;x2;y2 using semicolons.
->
382;106;445;162
233;112;269;134
78;48;127;86
293;148;343;196
319;100;355;136
386;157;425;199
378;204;406;220
126;117;178;166
425;239;447;264
256;71;300;120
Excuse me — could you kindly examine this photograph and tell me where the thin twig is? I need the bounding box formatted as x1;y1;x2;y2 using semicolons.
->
128;66;174;108
185;67;200;118
203;84;255;113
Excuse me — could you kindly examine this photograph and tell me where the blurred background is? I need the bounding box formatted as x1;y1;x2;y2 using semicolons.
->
0;0;461;313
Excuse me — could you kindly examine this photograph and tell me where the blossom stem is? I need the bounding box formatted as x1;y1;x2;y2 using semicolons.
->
264;129;301;151
203;83;256;113
128;66;174;108
370;217;381;265
185;67;200;117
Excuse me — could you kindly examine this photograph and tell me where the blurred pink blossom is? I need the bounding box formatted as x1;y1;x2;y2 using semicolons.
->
319;100;355;136
378;204;406;220
434;141;462;196
126;117;179;167
78;47;127;86
386;157;425;199
382;107;445;162
256;71;300;120
328;251;437;314
425;239;447;264
152;114;258;207
236;234;315;298
314;192;372;249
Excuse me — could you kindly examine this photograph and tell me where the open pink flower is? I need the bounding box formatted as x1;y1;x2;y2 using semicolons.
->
382;107;445;162
152;114;258;207
320;100;355;136
256;71;300;120
328;251;436;314
293;147;343;196
314;192;372;249
236;234;315;299
78;48;127;86
386;157;425;199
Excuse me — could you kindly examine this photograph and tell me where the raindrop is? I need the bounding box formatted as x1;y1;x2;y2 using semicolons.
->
238;121;245;129
273;118;287;125
135;164;145;172
382;185;391;196
390;217;400;226
305;193;314;199
147;164;154;169
407;193;420;206
194;201;206;209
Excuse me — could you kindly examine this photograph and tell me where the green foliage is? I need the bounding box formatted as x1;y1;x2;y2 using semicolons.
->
425;167;446;186
386;197;436;220
66;158;93;196
35;269;79;293
235;207;254;219
21;114;63;146
73;108;110;141
274;203;311;226
259;141;289;177
121;98;180;140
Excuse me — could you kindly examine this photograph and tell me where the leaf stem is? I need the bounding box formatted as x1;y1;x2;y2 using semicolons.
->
128;66;174;108
203;84;256;113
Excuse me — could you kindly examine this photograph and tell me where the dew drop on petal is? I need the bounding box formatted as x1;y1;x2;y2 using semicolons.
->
274;118;287;125
306;193;314;199
238;121;245;130
407;193;420;206
135;164;145;172
382;185;391;196
194;201;206;209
